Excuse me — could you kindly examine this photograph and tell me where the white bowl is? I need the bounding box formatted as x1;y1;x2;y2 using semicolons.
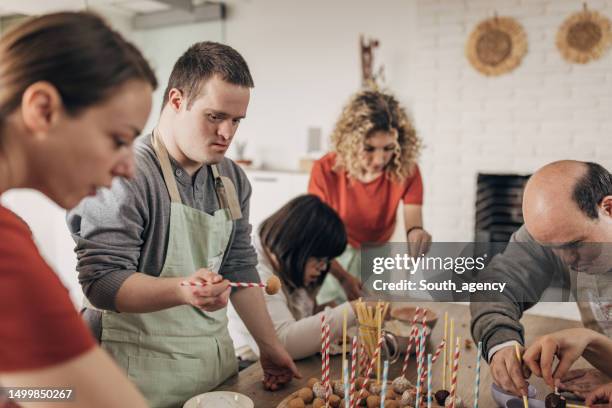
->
183;391;254;408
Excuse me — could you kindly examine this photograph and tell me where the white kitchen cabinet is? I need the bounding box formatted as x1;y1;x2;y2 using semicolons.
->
244;169;310;230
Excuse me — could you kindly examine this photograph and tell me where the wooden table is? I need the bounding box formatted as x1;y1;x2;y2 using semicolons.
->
217;303;588;407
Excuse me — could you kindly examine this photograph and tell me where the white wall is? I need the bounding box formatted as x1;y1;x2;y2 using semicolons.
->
131;21;224;131
414;0;612;241
222;0;418;169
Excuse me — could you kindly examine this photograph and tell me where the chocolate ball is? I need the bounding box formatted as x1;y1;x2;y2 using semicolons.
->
369;382;383;395
434;390;450;406
367;395;382;408
333;381;345;398
287;397;305;408
307;377;319;389
297;387;314;403
545;393;567;408
329;394;341;407
386;400;400;408
312;398;325;408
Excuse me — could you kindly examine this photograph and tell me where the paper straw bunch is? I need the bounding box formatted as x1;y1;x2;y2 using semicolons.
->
355;300;389;363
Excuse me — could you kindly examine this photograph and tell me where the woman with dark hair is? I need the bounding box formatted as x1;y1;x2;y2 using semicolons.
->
0;11;156;408
228;194;365;360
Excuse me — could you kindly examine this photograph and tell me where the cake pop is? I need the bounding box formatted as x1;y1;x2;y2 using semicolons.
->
401;387;417;406
265;275;281;295
333;381;345;398
312;382;326;399
444;395;465;408
435;390;450;406
392;377;412;394
545;393;566;408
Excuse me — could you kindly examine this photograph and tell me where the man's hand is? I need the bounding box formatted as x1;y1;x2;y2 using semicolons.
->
260;343;302;391
558;368;611;399
490;345;531;397
179;269;230;312
523;328;592;387
407;227;432;257
585;382;612;407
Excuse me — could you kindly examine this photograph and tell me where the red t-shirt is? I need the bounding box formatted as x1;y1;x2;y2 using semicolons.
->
308;152;423;248
0;205;95;373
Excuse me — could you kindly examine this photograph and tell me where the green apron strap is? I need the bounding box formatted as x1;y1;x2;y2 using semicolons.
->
152;129;182;204
211;164;242;221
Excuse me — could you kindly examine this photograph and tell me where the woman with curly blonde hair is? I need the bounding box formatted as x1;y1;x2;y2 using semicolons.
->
308;90;431;304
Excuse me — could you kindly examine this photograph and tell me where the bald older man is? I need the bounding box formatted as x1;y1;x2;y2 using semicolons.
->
470;160;612;399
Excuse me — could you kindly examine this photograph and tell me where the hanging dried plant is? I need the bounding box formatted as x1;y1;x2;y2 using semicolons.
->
557;4;611;64
466;15;527;76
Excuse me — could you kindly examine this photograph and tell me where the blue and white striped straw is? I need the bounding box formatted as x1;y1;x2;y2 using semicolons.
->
416;327;425;408
380;360;389;408
344;364;350;408
428;353;432;408
474;341;482;408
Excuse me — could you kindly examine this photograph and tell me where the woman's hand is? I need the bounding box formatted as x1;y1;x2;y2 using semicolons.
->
407;227;432;257
523;328;595;387
329;260;363;300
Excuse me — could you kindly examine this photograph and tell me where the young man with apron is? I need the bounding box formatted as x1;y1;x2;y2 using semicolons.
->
68;41;299;408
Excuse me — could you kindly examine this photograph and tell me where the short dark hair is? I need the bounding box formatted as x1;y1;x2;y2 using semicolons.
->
162;41;254;108
259;195;347;290
573;162;612;219
0;12;157;120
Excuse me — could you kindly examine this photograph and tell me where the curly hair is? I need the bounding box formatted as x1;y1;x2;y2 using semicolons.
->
331;90;421;182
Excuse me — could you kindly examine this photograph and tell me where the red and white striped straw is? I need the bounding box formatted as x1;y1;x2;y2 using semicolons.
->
321;315;327;384
180;280;265;289
359;336;367;377
325;323;331;405
450;337;460;408
418;339;446;395
355;334;384;407
400;307;423;377
350;336;357;408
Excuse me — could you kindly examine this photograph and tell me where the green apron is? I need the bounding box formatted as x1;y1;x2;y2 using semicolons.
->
98;131;241;408
316;245;360;305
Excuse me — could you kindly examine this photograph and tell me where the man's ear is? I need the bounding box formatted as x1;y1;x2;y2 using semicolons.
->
167;88;184;113
20;81;62;137
600;195;612;218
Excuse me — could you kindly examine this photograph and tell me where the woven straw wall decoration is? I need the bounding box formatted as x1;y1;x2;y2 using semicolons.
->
466;16;527;76
557;4;611;64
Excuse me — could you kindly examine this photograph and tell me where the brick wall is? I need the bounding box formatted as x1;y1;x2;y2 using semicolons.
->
414;0;612;241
